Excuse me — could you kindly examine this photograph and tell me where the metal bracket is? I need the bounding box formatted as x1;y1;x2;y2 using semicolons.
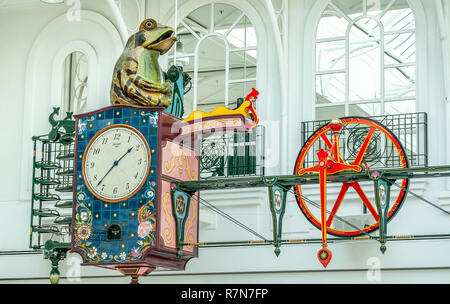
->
171;187;194;258
268;184;289;257
371;172;392;253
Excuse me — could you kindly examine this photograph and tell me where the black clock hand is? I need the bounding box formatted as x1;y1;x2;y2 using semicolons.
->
97;147;133;186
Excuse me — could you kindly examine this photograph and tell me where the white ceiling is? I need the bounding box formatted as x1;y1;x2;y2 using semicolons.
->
0;0;44;8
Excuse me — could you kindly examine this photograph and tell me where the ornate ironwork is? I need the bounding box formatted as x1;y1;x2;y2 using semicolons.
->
301;112;428;169
30;108;75;251
200;125;265;179
346;126;382;163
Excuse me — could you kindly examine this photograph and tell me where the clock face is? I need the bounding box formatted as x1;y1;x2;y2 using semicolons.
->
82;124;151;202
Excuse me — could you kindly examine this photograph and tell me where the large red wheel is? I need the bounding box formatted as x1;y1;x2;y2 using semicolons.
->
294;117;409;237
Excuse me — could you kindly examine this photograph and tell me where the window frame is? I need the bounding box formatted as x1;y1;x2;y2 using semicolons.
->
313;0;418;120
168;2;258;115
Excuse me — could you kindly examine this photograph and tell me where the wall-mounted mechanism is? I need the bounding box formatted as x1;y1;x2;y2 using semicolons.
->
167;65;192;118
30;108;75;283
174;115;450;270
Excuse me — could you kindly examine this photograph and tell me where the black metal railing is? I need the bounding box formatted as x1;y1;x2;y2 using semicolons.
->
300;112;428;168
200;125;265;179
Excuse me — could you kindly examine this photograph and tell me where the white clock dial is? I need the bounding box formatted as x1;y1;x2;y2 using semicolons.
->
82;124;151;202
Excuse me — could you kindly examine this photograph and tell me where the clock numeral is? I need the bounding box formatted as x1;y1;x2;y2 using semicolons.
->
134;172;139;179
136;144;140;152
127;135;131;143
114;134;121;140
90;162;95;168
126;183;130;190
93;174;98;181
93;148;101;155
101;184;105;191
102;137;108;145
138;158;142;165
113;187;118;194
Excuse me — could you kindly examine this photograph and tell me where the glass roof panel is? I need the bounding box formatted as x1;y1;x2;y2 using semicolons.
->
317;5;349;39
315;0;415;111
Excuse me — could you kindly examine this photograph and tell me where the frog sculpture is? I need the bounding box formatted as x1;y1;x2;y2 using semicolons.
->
111;19;177;107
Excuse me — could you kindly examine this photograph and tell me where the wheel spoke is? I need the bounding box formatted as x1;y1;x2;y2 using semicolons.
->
353;126;376;165
320;133;343;162
326;183;350;227
320;133;333;148
352;182;379;221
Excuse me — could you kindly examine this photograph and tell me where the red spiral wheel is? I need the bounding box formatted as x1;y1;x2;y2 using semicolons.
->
294;117;409;237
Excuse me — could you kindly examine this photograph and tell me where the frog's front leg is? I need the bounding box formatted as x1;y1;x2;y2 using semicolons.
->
130;78;172;105
124;80;172;107
132;75;172;95
121;57;172;95
124;81;159;106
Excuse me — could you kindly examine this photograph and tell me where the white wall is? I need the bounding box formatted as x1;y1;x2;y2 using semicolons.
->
0;0;449;284
0;1;124;251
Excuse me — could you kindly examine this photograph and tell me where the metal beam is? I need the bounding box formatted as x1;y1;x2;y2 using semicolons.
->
182;233;450;248
174;165;450;192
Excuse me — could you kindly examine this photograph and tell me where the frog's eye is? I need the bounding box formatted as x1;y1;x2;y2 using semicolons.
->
144;20;156;30
139;19;158;31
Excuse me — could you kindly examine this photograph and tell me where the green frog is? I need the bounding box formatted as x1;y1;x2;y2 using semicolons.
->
111;19;177;107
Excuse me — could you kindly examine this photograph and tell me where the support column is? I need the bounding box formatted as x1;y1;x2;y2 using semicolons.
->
435;0;450;191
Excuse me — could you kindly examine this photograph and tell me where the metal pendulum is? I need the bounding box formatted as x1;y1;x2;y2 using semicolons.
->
317;119;343;268
317;149;332;268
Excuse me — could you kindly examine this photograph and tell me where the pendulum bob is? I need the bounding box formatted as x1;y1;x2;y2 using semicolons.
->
49;266;60;285
317;247;332;268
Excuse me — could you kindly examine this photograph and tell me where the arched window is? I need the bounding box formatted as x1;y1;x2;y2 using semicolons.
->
168;2;257;117
315;0;416;120
61;51;88;115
